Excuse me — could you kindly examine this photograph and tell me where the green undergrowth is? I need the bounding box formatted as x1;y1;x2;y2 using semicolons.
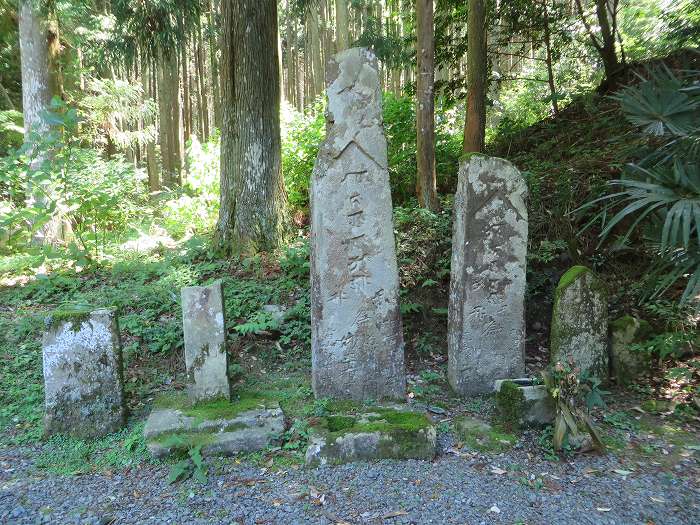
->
34;423;151;475
0;238;311;444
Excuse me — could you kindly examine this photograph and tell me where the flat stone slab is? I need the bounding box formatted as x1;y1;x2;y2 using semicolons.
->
305;403;436;466
144;393;284;458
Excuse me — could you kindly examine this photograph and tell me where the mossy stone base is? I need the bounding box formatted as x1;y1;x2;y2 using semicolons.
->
305;403;436;466
453;416;517;453
494;379;554;427
144;393;284;458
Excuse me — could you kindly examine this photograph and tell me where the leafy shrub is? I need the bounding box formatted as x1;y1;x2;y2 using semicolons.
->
281;102;324;209
0;109;22;157
0;99;149;262
580;67;700;305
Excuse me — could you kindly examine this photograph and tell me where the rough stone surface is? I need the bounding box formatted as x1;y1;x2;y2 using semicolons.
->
305;406;436;466
448;154;528;396
310;47;404;401
144;404;284;459
42;308;125;438
610;315;653;385
181;280;230;402
550;266;609;378
494;379;555;426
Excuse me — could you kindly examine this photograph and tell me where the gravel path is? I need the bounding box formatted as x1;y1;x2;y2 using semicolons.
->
2;443;698;525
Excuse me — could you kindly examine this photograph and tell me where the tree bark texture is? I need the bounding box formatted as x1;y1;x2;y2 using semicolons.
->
216;0;288;253
415;0;438;211
462;0;487;153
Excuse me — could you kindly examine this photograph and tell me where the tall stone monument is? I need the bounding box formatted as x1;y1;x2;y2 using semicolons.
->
550;266;608;379
448;154;528;396
43;308;126;438
310;47;405;401
181;280;230;402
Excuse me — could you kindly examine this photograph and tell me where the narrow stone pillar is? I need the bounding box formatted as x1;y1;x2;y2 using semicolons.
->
310;47;405;401
448;154;528;395
550;266;608;378
181;280;230;402
42;308;125;438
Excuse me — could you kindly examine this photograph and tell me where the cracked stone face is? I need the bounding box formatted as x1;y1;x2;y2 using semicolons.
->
42;308;125;438
550;267;609;379
448;155;528;396
181;280;230;402
310;47;405;401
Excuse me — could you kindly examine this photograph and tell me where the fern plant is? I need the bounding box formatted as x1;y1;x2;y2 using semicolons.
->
580;67;700;305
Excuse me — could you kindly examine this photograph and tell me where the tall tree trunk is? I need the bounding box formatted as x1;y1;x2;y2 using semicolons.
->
208;0;221;129
19;0;61;244
415;0;438;211
157;49;183;186
217;0;288;253
335;0;350;52
19;1;51;137
196;22;210;141
542;0;559;115
462;0;487;153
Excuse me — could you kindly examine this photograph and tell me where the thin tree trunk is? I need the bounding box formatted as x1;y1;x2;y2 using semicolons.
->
157;48;183;186
416;0;438;211
335;0;349;51
216;0;288;253
208;0;221;129
196;23;210;141
542;1;559;115
0;79;13;110
462;0;487;153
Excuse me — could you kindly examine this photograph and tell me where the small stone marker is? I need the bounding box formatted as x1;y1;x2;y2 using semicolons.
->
610;315;652;385
310;47;405;401
42;308;125;438
550;266;609;378
181;280;230;402
448;154;528;396
145;282;283;458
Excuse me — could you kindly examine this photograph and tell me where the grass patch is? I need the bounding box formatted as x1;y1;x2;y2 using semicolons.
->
34;423;150;475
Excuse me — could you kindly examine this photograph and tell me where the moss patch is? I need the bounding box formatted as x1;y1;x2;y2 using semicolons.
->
556;265;590;295
47;307;95;331
153;391;274;421
454;416;517;453
495;381;526;432
316;407;432;439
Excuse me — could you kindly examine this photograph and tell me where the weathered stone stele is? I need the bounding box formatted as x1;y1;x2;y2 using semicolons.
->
42;308;125;438
181;280;230;402
447;154;528;396
610;315;653;385
310;47;405;401
550;266;609;378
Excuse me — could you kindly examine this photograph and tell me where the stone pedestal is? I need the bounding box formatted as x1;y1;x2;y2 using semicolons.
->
448;154;528;395
550;266;609;378
144;393;284;458
310;47;405;401
42;308;125;438
181;280;230;402
305;403;436;466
